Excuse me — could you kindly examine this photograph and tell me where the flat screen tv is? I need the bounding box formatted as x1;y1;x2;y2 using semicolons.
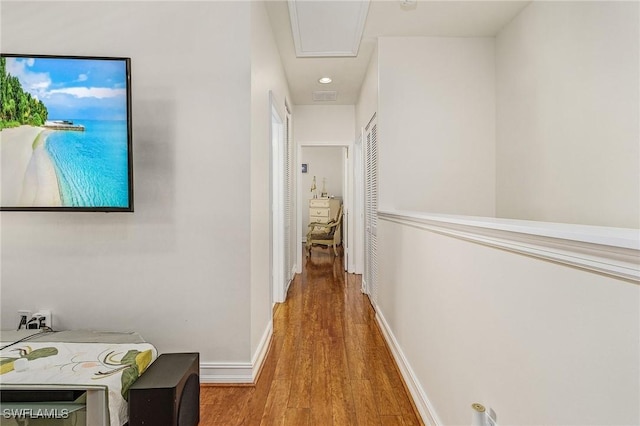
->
0;54;133;212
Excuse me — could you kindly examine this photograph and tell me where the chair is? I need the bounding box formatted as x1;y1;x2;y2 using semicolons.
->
306;204;343;256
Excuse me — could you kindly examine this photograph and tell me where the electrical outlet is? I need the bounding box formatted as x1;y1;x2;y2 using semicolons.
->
486;407;497;426
34;310;52;329
17;310;31;329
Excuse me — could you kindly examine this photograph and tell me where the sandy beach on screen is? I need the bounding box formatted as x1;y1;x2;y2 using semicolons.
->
1;125;62;207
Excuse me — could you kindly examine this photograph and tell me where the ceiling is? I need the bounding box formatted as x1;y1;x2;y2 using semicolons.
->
265;0;531;105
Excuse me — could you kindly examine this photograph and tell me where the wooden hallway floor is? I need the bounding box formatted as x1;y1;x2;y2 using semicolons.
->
199;248;423;425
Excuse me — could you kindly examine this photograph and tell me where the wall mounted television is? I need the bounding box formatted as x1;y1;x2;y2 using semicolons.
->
0;54;133;212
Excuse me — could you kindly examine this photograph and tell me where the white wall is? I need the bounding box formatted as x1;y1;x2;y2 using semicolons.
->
495;1;640;228
378;37;496;216
1;2;253;366
294;105;356;144
364;3;640;425
377;217;639;425
355;45;378;139
250;1;293;360
300;146;344;231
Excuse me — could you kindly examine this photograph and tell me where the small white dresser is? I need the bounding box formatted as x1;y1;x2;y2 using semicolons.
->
309;198;341;233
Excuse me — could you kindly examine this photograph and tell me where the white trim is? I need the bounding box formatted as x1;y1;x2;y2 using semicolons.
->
200;321;273;384
375;309;442;426
379;210;640;283
296;144;303;273
284;270;293;303
251;320;273;383
296;143;354;273
200;362;253;384
343;146;350;272
289;264;297;286
271;91;286;303
353;129;364;275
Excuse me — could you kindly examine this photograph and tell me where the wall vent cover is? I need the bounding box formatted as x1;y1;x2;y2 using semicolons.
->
313;91;338;102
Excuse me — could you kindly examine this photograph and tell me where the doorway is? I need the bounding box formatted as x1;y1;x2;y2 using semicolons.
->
297;145;351;271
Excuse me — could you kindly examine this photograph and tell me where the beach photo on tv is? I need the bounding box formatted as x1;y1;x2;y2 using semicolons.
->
0;55;131;210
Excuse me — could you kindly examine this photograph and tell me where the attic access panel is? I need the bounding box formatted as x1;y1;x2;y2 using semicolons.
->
288;0;370;57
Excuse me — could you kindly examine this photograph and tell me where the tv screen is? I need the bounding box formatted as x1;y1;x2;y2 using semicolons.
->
0;54;133;212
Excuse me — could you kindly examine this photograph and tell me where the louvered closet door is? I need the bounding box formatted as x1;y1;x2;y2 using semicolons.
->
284;113;293;282
364;116;378;306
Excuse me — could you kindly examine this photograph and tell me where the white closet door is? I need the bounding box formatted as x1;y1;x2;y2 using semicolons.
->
364;115;378;306
284;112;294;282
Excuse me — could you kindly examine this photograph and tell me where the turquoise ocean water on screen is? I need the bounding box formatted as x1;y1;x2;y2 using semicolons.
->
45;120;130;207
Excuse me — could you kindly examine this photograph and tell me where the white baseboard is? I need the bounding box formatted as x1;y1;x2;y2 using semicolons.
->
375;309;442;426
199;362;253;383
200;320;273;384
285;266;297;296
251;320;273;382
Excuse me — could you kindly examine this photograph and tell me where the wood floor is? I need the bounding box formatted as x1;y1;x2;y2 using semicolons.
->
200;248;423;426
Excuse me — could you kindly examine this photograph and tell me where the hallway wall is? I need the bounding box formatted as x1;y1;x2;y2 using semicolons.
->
495;1;639;227
377;216;639;425
377;37;496;216
250;0;293;363
358;2;640;424
1;2;253;366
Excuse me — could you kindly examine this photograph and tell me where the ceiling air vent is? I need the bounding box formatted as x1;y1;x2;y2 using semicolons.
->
313;91;338;102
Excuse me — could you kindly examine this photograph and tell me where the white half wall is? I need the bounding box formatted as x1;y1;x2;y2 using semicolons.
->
377;213;639;425
378;37;496;216
495;1;640;228
1;1;253;367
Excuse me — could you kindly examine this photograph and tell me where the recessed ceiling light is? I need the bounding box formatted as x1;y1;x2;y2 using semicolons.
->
318;77;332;84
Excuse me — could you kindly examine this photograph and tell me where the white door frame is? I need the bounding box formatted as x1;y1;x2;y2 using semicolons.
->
270;92;286;304
342;146;349;271
354;131;364;275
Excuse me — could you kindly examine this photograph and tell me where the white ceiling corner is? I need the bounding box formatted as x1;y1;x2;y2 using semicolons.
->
288;0;370;57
